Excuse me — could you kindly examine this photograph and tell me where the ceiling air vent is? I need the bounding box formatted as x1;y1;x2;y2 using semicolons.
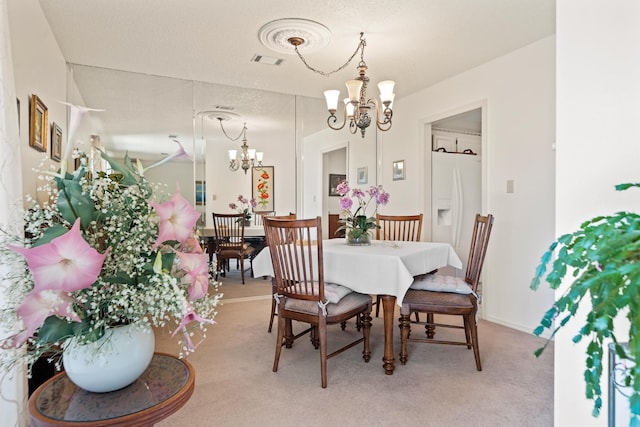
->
251;54;283;66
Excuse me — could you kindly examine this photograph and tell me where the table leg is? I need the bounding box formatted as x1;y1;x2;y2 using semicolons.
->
381;295;396;375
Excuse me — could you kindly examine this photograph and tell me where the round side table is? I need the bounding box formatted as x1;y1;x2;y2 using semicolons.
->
29;352;194;427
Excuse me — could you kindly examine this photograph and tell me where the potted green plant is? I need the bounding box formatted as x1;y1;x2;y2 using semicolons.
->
531;182;640;425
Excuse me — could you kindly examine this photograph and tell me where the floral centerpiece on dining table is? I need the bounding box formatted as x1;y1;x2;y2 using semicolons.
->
336;180;390;245
229;195;257;225
0;142;222;380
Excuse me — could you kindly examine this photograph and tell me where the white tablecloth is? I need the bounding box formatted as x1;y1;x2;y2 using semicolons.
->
252;239;462;304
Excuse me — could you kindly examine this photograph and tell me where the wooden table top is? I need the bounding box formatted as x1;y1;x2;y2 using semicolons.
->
29;352;194;427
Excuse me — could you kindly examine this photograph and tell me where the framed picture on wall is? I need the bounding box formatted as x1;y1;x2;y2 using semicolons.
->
51;122;62;162
357;167;368;184
392;160;405;181
329;173;346;196
253;166;274;211
29;94;48;152
195;180;206;206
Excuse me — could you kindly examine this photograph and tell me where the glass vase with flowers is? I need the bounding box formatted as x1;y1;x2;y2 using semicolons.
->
229;195;257;226
336;181;390;245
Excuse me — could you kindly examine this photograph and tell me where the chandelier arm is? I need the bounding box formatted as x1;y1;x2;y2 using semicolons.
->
376;120;393;132
327;106;348;130
368;99;393;131
292;33;366;77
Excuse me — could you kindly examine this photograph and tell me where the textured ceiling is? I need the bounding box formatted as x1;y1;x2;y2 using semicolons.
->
37;0;555;159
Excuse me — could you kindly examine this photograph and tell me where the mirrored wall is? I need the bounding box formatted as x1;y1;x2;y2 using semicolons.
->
67;64;378;231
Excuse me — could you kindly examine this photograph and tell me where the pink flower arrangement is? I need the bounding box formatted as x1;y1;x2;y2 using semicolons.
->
0;144;221;373
336;181;390;240
229;195;257;221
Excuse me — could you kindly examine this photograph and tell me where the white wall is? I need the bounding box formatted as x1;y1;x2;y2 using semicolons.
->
8;0;67;205
382;36;556;334
556;1;640;425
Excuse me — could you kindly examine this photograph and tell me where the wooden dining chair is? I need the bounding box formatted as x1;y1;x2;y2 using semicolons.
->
373;213;424;318
212;212;255;284
398;213;494;371
264;216;372;388
264;213;297;333
376;213;423;242
253;210;275;226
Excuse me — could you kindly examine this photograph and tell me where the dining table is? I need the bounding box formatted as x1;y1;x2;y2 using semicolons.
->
252;238;463;375
200;225;266;263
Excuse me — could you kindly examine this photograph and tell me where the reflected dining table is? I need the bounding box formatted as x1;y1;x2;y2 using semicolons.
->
252;238;462;375
200;226;266;263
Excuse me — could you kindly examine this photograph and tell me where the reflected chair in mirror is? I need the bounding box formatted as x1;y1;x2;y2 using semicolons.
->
212;212;255;284
374;213;424;318
264;216;372;387
264;213;297;333
398;213;494;371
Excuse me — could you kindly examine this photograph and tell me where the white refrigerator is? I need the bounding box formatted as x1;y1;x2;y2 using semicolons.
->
431;151;482;275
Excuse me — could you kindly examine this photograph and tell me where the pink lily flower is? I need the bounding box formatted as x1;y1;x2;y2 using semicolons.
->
149;187;201;249
9;219;108;293
172;303;215;352
176;252;209;300
144;140;193;171
2;290;80;348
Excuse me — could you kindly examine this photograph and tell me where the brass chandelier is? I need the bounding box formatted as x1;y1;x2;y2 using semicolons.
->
217;118;263;174
288;32;395;138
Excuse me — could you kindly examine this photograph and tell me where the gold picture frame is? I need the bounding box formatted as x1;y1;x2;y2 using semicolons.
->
51;122;62;162
29;94;48;152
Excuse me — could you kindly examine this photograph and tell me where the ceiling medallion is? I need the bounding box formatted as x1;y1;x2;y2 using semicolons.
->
258;18;332;54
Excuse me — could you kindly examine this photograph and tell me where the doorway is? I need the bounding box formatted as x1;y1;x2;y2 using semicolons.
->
322;147;347;239
423;105;485;276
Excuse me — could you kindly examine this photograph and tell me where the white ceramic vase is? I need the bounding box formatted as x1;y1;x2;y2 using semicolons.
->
63;322;155;393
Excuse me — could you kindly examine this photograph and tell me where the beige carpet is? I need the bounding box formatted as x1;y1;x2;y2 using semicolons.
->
155;271;554;427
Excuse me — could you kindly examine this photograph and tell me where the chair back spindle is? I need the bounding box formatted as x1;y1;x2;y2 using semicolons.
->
376;214;423;242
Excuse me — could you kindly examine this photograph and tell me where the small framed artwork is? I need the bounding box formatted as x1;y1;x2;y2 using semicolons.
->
392;160;406;181
357;167;368;185
195;180;206;206
29;94;48;152
328;173;346;197
50;122;62;162
253;166;274;211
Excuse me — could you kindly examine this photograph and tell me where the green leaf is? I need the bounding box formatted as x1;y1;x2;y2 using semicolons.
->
36;316;77;344
56;179;95;228
33;225;69;246
615;182;640;191
631;393;640;417
97;149;140;185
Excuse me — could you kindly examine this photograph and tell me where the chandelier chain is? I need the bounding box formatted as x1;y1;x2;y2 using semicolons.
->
218;119;246;142
293;32;366;77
